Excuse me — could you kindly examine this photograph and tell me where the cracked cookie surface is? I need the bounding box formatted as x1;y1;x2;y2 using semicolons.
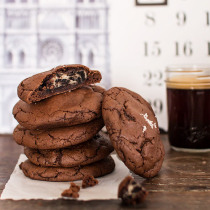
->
24;131;114;167
17;64;102;104
13;86;105;130
102;87;164;178
13;118;104;149
19;155;115;182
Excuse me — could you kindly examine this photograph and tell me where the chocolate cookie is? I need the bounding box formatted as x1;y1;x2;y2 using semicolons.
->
18;64;102;104
13;118;104;149
24;131;114;167
102;87;164;178
13;86;104;130
19;156;115;182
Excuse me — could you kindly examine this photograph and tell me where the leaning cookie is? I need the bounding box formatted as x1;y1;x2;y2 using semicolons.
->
24;131;114;167
102;87;164;178
19;156;115;182
13;86;104;130
13;118;104;149
18;64;102;104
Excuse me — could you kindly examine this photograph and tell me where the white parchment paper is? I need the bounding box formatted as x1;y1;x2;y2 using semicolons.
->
1;154;131;200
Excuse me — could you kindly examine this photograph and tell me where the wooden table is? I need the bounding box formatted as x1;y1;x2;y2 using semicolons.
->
1;134;210;210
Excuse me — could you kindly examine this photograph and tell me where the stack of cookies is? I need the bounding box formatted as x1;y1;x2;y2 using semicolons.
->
12;64;115;182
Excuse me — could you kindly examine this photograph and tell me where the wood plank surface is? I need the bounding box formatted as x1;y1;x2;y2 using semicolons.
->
1;134;210;210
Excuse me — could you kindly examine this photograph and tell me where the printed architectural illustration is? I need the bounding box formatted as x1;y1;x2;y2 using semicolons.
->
0;0;110;133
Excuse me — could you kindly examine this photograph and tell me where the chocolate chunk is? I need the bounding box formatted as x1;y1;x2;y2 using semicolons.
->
82;174;99;188
44;70;87;89
118;176;148;205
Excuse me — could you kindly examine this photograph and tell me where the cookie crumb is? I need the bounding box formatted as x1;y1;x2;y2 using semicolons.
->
118;176;148;205
70;182;80;191
61;189;79;198
82;174;98;188
61;182;80;198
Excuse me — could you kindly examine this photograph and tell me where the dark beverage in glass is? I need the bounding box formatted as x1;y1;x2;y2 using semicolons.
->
166;66;210;152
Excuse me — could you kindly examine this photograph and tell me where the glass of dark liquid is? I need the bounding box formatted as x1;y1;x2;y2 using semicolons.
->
166;65;210;152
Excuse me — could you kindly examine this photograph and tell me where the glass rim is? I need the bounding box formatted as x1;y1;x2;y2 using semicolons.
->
165;64;210;87
165;80;210;85
166;64;210;72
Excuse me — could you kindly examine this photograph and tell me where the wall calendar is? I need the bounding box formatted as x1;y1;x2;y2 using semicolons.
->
0;0;209;133
109;0;210;131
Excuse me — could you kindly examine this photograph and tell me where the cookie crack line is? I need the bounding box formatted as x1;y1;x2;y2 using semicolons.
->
125;92;144;106
44;109;99;117
105;89;121;99
55;149;63;166
140;143;164;175
48;133;55;140
66;154;78;162
111;127;160;174
123;100;136;122
141;149;164;178
78;147;99;165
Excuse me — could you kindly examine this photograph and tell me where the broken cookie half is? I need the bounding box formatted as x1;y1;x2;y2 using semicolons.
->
118;176;148;205
18;64;102;104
